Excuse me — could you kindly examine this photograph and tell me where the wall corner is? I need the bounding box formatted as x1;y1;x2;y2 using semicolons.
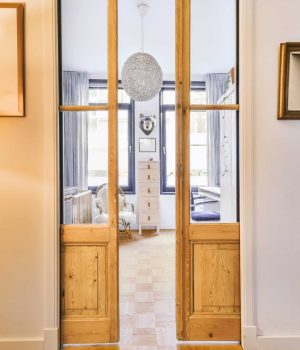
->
243;325;258;350
44;328;59;350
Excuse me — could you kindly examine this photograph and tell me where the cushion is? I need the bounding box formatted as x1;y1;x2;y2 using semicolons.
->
191;211;220;222
119;211;137;226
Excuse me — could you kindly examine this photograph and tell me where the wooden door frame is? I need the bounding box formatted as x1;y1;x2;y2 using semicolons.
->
43;0;255;348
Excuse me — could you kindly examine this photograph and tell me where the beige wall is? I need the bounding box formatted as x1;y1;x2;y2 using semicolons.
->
0;0;57;348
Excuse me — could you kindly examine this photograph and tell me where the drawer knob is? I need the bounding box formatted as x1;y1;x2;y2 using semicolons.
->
148;202;151;208
209;332;214;338
148;215;151;221
148;175;151;180
148;188;151;193
148;164;150;169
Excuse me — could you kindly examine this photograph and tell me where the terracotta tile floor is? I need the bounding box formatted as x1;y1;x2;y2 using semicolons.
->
119;230;176;350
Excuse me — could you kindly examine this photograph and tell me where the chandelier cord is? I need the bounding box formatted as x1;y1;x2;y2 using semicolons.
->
141;15;144;52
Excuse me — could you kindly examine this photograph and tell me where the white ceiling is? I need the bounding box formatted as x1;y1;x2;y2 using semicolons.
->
62;0;236;80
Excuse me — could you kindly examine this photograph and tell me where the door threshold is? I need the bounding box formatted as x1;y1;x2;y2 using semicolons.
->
63;343;119;348
177;341;241;345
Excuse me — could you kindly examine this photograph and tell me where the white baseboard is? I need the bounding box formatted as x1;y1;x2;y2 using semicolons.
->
243;325;258;350
44;328;60;350
257;335;300;350
0;338;43;350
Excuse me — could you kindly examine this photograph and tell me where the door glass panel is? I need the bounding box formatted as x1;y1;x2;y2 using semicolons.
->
62;111;108;224
61;0;108;105
118;110;129;187
165;110;176;188
190;0;237;104
190;110;237;223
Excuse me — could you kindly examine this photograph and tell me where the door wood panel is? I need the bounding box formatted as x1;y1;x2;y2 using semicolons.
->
63;245;107;316
60;226;114;344
193;243;240;314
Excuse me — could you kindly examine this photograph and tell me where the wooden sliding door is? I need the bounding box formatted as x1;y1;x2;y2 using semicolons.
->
60;0;119;344
176;0;241;341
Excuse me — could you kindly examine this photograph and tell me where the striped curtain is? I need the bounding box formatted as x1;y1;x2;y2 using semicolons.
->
205;73;227;187
63;71;89;190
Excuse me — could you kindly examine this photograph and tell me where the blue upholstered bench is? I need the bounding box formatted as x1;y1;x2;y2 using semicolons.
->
191;211;220;222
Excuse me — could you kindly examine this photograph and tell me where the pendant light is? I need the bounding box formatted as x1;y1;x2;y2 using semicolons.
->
121;1;163;102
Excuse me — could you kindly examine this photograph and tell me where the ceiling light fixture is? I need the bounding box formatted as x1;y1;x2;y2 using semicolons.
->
121;1;163;102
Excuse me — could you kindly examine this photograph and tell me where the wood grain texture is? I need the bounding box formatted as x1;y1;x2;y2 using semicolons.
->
107;0;119;342
188;316;241;341
175;0;241;342
189;223;240;241
61;245;108;343
175;0;185;340
193;243;240;314
61;226;110;244
60;0;119;344
62;319;111;344
59;105;109;111
278;43;287;119
190;104;239;111
62;245;107;316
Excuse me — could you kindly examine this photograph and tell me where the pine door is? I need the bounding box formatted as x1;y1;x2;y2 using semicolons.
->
175;0;241;341
59;0;119;344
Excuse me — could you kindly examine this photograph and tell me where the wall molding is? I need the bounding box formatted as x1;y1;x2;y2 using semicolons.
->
243;325;258;350
0;339;43;350
43;0;60;349
257;335;300;350
239;0;257;348
44;328;59;350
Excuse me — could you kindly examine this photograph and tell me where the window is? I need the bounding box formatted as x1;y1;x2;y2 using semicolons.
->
88;80;135;193
160;82;206;194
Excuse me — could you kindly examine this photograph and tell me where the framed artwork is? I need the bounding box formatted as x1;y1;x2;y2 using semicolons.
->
0;4;25;117
139;138;156;152
278;42;300;119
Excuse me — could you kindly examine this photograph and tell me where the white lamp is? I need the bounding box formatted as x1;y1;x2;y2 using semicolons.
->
121;1;163;102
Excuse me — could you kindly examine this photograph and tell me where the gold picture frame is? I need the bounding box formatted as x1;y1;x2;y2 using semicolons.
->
278;42;300;120
0;3;25;117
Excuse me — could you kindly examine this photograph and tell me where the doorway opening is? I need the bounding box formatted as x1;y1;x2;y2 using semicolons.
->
58;0;240;347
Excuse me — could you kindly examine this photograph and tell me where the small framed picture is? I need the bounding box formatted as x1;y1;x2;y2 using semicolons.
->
139;138;156;152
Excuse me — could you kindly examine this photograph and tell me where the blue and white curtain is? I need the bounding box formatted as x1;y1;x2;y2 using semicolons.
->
63;71;89;190
205;73;227;187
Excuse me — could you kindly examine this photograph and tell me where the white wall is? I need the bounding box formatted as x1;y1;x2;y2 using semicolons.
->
253;0;300;339
126;96;176;230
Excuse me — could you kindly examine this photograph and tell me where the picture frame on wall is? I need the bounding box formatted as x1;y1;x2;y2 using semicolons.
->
139;138;156;152
278;42;300;119
0;3;25;117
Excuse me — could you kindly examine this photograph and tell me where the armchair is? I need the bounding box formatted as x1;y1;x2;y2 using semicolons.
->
95;184;136;238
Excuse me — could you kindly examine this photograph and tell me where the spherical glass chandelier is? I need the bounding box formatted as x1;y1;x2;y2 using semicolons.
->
121;2;163;102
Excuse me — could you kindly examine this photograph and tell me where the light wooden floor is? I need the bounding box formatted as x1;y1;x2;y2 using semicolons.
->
119;230;176;349
65;231;242;350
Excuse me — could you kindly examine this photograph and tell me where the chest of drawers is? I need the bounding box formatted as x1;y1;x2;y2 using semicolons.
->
138;161;160;234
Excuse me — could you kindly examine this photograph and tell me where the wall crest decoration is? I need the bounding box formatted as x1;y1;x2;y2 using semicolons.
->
139;114;156;135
